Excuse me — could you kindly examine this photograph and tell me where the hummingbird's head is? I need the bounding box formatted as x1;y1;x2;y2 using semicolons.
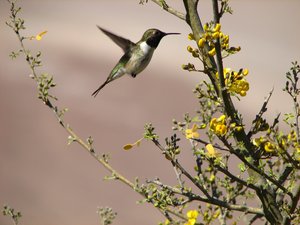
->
143;29;180;48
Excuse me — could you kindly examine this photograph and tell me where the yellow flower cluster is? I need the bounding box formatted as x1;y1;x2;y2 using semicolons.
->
187;23;240;58
184;210;199;225
219;68;249;97
252;137;276;153
186;23;223;57
210;115;227;136
199;23;235;56
185;124;200;139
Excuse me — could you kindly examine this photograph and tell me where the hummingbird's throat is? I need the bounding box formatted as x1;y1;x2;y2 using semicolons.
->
140;41;152;54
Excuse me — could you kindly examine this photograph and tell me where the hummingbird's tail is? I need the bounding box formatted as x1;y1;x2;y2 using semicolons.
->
92;66;124;97
91;80;110;97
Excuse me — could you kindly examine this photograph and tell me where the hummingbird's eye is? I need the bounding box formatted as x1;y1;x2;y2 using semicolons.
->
155;30;161;36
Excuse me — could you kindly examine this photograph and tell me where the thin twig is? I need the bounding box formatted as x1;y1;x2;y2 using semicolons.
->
152;139;212;199
247;88;274;138
148;179;264;215
215;165;259;191
192;137;229;151
222;138;293;198
248;214;264;225
150;0;186;20
173;165;184;188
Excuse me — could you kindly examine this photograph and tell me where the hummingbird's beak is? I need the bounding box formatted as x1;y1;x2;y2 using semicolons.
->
164;32;180;36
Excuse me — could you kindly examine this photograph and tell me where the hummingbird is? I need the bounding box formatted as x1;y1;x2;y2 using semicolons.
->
92;26;180;97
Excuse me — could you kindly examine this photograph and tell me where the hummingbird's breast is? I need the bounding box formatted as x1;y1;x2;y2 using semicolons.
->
125;42;155;76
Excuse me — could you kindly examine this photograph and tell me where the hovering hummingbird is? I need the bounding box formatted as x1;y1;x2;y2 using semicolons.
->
91;26;180;96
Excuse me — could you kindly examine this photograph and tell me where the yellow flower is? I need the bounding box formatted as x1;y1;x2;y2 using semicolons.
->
210;115;228;136
35;30;48;41
252;137;265;147
223;67;250;97
223;34;229;43
206;144;221;158
203;33;210;41
210;118;218;129
209;174;215;182
185;219;196;225
187;210;199;219
216;124;227;135
212;31;220;39
203;23;209;31
184;210;199;225
228;78;249;96
185;124;200;139
223;67;231;75
288;130;297;141
187;45;194;53
243;68;249;76
213;23;221;32
264;142;276;153
213;209;221;219
240;90;247;97
208;48;216;56
217;114;226;123
278;137;287;149
198;38;205;48
163;219;170;225
230;123;243;132
188;33;194;40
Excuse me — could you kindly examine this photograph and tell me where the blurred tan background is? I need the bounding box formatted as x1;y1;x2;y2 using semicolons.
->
1;0;300;224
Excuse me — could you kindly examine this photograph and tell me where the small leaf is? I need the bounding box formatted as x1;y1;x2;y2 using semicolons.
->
35;30;47;40
238;163;246;172
123;144;133;150
67;135;76;145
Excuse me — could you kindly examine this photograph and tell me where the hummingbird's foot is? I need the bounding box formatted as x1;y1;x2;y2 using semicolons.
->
131;73;137;78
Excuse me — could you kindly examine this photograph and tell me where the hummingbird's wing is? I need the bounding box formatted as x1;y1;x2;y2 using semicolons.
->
97;25;135;53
